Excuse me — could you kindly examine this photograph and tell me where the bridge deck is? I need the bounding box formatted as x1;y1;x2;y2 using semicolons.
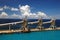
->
0;30;22;34
0;27;60;34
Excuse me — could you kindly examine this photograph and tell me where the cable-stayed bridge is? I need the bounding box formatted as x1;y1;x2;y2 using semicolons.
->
0;18;59;34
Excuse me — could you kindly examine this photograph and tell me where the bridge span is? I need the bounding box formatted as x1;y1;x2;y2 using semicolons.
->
0;19;59;34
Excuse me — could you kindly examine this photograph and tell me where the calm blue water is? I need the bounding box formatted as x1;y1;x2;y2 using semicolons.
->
0;19;60;40
0;30;60;40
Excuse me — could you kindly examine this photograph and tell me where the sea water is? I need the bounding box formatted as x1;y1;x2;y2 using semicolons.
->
0;19;60;40
0;30;60;40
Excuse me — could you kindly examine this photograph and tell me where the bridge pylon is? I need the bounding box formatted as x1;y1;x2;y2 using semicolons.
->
37;17;44;30
50;18;56;29
21;16;30;32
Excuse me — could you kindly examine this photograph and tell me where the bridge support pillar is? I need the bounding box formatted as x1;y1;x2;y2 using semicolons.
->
9;25;11;30
50;19;56;30
38;26;43;30
21;16;30;32
22;27;29;32
37;18;44;30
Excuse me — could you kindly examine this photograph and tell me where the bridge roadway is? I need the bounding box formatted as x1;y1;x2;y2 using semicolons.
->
0;27;60;34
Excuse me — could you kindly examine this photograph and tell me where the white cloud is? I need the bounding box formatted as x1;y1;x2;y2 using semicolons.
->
0;12;8;18
11;8;19;11
0;12;21;19
0;5;19;11
27;13;38;19
19;5;49;19
3;5;10;9
19;5;38;19
37;12;47;17
0;5;10;11
0;8;3;11
11;13;20;18
19;5;30;16
0;5;49;19
37;11;49;19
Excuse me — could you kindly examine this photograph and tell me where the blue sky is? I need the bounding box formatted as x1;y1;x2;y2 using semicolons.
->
0;0;60;19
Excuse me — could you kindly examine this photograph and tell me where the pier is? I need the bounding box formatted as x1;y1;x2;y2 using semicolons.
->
0;16;60;34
